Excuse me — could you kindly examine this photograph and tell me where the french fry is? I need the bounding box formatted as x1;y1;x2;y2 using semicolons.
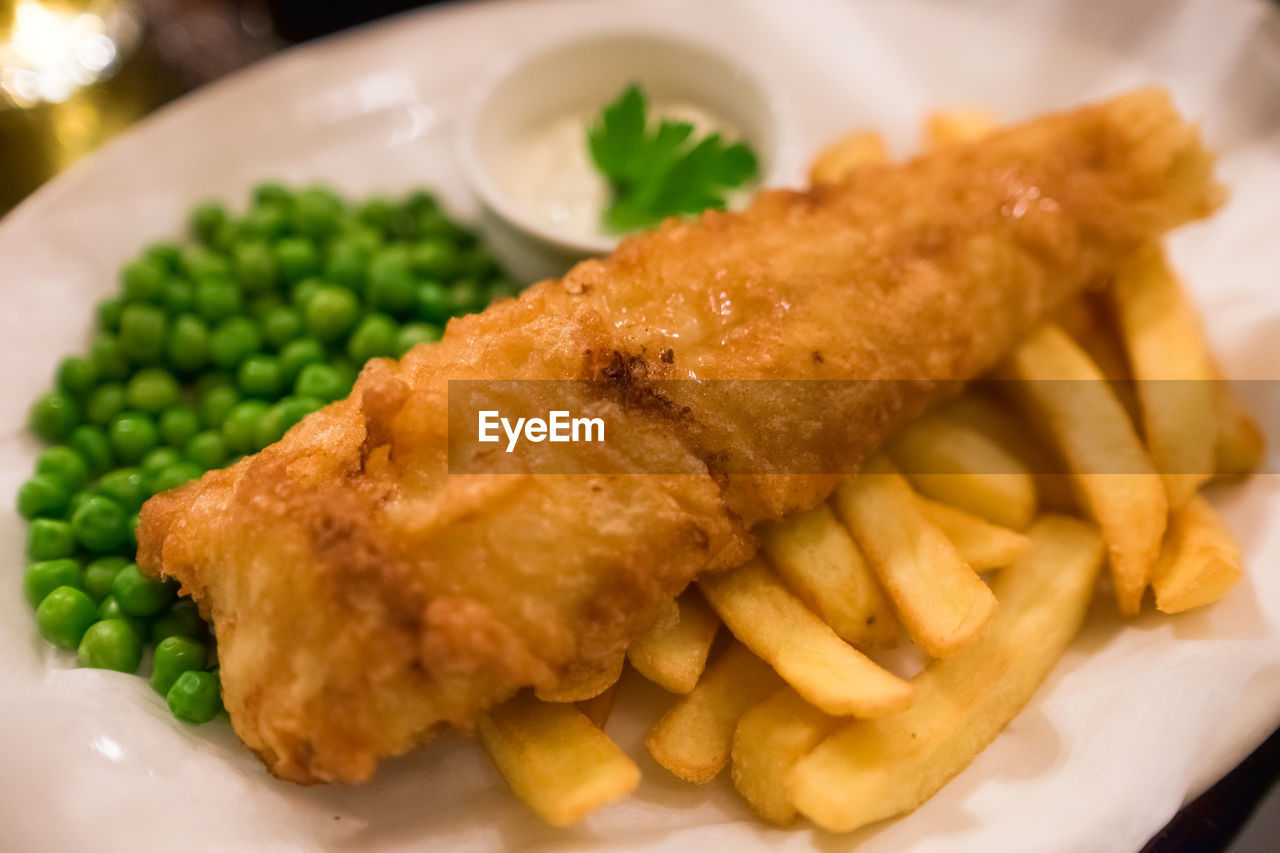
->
1213;375;1267;477
924;108;997;147
1152;494;1244;613
731;687;836;826
577;683;619;729
535;653;624;703
914;494;1031;570
1001;324;1167;614
790;515;1105;833
809;130;888;185
646;641;783;783
762;504;898;648
477;693;640;826
940;391;1077;512
626;588;720;694
832;455;997;657
1112;244;1217;508
699;559;913;716
887;409;1037;530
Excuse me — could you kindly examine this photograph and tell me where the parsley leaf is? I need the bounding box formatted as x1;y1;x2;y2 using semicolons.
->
587;84;759;234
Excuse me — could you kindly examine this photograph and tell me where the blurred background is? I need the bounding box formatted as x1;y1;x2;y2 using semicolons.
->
1;1;1277;850
0;0;437;213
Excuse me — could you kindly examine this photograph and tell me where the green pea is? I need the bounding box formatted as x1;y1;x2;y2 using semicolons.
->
161;278;196;315
28;518;77;560
159;406;201;448
248;294;283;323
292;186;345;241
143;241;182;272
357;197;395;232
96;297;124;332
125;368;180;414
96;595;147;638
274;238;320;284
56;356;97;397
108;411;159;464
190;200;228;244
119;304;167;365
180;245;231;280
408;238;457;278
167;669;222;724
150;599;206;644
243;204;291;241
263;306;303;349
71;495;130;553
83;555;130;603
111;564;173;617
185;430;227;469
120;258;166;303
290;278;322;311
196;371;234;393
415;280;452;324
69;425;114;474
89;332;130;381
253;182;292;208
230;241;274;292
208;316;263;369
347;314;399;365
458;246;498;280
395;322;441;357
36;446;89;491
78;618;143;673
28;391;80;442
165;314;208;374
304;286;360;342
449;279;486;316
236;355;283;399
17;473;71;520
194;278;242;323
98;467;148;513
151;636;207;695
417;208;469;243
325;238;372;290
85;383;126;426
24;559;83;608
256;396;322;447
293;363;347;402
221;400;270;454
140;446;183;476
36;586;97;650
367;247;416;316
150;462;203;493
198;383;240;428
279;338;326;385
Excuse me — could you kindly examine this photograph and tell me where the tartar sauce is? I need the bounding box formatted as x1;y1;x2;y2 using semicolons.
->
494;101;749;241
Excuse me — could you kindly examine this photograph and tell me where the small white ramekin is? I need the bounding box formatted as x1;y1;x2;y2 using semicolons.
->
458;29;789;282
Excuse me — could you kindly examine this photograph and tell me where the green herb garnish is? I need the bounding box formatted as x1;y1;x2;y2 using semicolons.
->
587;84;759;233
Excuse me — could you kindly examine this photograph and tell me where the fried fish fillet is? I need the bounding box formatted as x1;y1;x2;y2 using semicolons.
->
137;90;1219;784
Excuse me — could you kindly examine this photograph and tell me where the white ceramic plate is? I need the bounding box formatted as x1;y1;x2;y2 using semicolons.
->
1;1;1279;850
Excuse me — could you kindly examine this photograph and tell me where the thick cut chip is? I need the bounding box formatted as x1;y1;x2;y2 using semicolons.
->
888;409;1037;530
626;588;720;694
762;504;898;648
1152;494;1244;613
924;108;997;147
1213;374;1267;478
1001;324;1167;614
790;515;1105;833
731;687;836;826
646;641;783;783
1112;244;1216;508
914;495;1031;571
808;130;888;185
832;456;997;657
699;559;913;715
477;693;640;826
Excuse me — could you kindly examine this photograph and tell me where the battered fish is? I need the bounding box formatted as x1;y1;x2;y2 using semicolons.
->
137;90;1219;784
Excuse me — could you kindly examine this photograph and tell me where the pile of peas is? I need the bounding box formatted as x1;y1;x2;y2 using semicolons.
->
20;184;516;725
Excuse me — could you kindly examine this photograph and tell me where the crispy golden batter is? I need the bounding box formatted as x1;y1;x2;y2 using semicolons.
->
137;90;1218;784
